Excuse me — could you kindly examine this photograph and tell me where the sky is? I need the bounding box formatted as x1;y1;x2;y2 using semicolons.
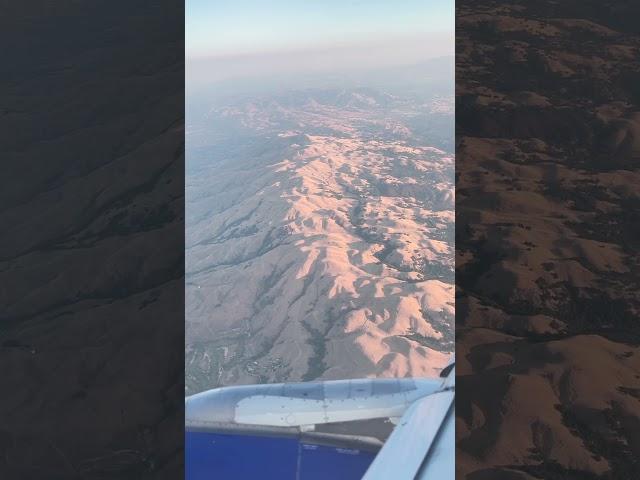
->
186;0;454;57
186;0;454;85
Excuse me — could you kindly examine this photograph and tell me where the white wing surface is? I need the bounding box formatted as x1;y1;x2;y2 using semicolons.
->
362;367;454;480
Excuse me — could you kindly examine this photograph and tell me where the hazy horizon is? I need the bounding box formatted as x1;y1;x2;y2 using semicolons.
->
187;0;453;57
186;0;454;88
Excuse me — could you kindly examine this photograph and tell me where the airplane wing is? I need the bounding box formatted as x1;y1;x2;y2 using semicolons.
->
362;374;454;479
185;362;454;480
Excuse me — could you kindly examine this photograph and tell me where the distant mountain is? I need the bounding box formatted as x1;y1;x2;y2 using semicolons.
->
187;55;454;113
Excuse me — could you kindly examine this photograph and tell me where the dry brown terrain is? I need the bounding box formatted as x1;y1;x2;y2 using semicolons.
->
456;1;640;478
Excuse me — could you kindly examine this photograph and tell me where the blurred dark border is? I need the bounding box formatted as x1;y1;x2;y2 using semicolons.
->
1;1;184;478
456;1;640;478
